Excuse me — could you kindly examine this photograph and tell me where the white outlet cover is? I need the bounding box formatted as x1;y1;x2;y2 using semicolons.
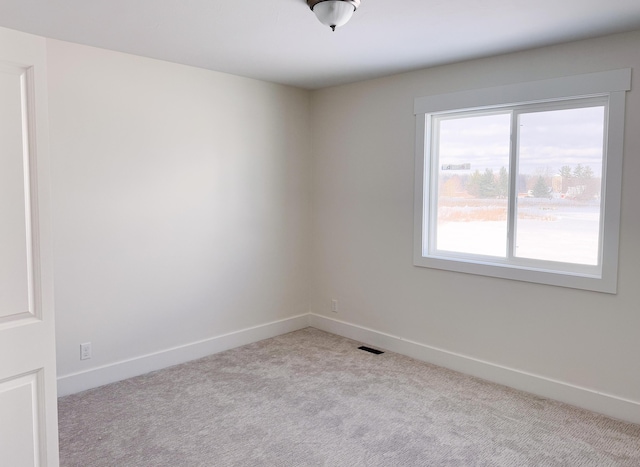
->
80;343;92;360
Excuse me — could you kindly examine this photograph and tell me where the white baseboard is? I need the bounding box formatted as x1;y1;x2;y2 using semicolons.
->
58;312;640;426
309;313;640;425
57;314;310;397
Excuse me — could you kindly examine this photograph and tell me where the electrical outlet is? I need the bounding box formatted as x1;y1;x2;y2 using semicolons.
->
331;299;338;313
80;342;92;360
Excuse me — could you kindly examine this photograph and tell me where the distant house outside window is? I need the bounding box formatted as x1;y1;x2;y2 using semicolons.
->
413;69;631;293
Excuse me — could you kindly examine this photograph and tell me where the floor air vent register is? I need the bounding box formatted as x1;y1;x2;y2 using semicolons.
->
358;346;384;355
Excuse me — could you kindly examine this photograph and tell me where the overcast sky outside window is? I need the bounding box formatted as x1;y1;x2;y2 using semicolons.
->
437;106;605;177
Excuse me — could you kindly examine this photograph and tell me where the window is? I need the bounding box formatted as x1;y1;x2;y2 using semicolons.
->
413;69;631;293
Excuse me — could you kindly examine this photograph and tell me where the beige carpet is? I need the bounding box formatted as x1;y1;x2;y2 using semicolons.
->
58;328;640;466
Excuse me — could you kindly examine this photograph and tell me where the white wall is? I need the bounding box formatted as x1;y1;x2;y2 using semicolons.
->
46;30;640;422
310;31;640;420
47;40;312;389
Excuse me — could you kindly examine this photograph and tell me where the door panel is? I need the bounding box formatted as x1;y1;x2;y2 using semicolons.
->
0;64;33;321
0;372;41;467
0;27;59;467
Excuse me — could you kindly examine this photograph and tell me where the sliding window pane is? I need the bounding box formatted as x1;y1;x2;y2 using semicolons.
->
515;106;605;265
434;113;511;257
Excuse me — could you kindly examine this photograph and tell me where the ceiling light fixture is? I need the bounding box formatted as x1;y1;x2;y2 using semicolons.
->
307;0;361;32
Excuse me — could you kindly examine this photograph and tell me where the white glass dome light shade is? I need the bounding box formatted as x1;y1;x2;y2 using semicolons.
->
309;0;360;31
313;2;354;30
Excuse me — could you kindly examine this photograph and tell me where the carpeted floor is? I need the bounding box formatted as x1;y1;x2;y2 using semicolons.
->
58;328;640;466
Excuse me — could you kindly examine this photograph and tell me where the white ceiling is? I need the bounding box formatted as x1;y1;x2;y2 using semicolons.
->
1;0;640;89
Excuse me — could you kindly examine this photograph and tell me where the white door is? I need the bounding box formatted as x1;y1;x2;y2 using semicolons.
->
0;27;59;467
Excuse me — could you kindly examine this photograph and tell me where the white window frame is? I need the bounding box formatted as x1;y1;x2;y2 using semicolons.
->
413;69;631;293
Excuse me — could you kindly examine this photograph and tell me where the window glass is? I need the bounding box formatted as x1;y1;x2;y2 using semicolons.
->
435;112;511;257
428;100;606;271
514;106;605;265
